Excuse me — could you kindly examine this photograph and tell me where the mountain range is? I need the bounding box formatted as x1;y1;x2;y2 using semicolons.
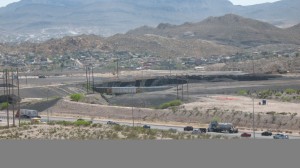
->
0;0;300;42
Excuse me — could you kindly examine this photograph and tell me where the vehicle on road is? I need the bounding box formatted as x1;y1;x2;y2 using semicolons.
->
38;75;46;78
183;126;194;131
107;121;119;125
199;128;207;133
192;128;206;134
273;134;289;139
143;125;151;129
261;131;272;136
16;109;40;119
207;121;238;133
192;129;203;134
241;133;252;137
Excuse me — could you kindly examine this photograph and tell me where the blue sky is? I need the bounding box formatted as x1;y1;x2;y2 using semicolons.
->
0;0;281;7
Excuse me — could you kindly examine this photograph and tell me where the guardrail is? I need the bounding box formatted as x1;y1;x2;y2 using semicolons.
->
0;116;31;121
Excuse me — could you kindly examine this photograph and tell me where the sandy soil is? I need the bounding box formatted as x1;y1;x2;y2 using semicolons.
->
184;95;300;114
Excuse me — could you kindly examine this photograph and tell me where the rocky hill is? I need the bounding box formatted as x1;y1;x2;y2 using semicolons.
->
2;14;300;58
0;33;239;58
0;0;300;42
127;14;300;47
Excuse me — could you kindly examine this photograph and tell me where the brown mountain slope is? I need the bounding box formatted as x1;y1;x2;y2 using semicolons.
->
287;23;300;33
127;14;300;47
105;34;239;58
0;34;239;58
0;35;107;56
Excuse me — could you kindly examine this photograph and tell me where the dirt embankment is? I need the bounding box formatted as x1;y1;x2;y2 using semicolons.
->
36;95;300;132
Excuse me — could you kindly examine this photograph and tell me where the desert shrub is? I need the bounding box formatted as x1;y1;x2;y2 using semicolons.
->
126;131;139;139
113;125;124;132
258;90;273;99
266;111;276;115
158;100;182;109
0;102;9;110
285;89;297;95
211;116;221;122
281;97;292;102
279;112;288;116
70;94;84;102
275;93;282;97
237;90;248;96
74;120;92;127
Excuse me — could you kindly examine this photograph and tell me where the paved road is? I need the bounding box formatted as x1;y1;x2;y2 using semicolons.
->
2;114;299;139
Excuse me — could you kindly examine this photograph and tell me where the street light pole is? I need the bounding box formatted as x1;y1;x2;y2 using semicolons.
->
131;93;135;127
252;94;255;139
47;88;49;123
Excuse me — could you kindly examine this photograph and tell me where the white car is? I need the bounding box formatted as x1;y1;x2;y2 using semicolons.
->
273;134;289;139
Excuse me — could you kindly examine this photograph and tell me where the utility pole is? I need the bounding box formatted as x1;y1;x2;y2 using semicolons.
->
181;78;184;101
88;66;91;93
92;66;95;94
252;52;256;139
252;94;255;139
186;74;189;102
117;55;119;79
2;70;5;96
5;70;9;128
17;68;20;127
176;74;179;99
169;56;171;76
11;69;15;127
47;88;49;123
85;66;89;94
131;93;135;127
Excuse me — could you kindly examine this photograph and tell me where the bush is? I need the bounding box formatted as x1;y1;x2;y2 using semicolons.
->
266;111;276;115
285;89;297;95
0;102;9;110
237;90;248;96
74;120;92;127
258;90;273;99
70;94;84;102
158;100;182;109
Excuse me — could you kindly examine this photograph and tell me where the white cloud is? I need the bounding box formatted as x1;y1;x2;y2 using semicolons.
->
229;0;281;6
0;0;20;7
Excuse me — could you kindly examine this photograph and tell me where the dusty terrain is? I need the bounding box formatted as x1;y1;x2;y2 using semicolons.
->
5;70;300;133
31;93;300;133
0;122;232;140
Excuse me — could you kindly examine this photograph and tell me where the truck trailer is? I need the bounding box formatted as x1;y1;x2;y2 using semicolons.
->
207;121;238;133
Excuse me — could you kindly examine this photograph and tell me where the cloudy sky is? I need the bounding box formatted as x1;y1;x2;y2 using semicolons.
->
0;0;281;7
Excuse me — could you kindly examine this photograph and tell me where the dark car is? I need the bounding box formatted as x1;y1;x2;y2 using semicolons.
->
183;126;194;131
241;133;252;137
107;121;119;125
143;125;151;129
38;75;46;78
261;131;272;136
20;115;31;119
199;128;207;133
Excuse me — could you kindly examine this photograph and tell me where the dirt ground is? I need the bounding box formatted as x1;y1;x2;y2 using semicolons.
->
34;94;300;132
184;95;300;114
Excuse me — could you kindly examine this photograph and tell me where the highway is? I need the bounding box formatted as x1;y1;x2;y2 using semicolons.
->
1;114;299;139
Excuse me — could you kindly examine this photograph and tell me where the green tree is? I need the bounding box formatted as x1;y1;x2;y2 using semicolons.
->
70;94;84;102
